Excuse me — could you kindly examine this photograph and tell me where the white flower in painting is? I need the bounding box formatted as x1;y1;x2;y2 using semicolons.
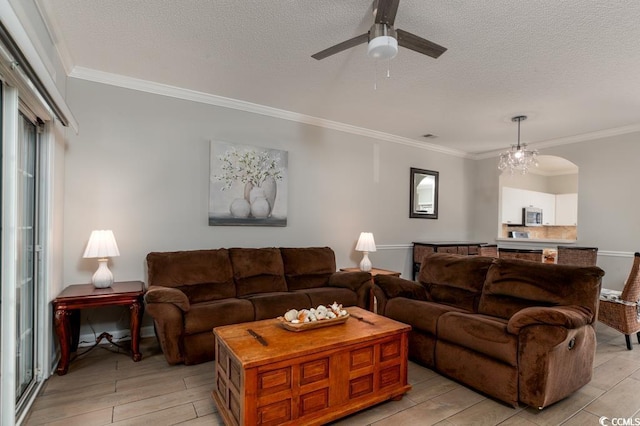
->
213;148;284;190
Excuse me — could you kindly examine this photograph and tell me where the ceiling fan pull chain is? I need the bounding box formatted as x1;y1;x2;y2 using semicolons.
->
387;58;391;78
374;60;378;90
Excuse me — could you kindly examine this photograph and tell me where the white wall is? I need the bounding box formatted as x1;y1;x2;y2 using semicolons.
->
472;133;640;289
64;78;476;334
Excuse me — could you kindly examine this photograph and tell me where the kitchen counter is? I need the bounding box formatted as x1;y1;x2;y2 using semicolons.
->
496;238;577;250
496;238;577;244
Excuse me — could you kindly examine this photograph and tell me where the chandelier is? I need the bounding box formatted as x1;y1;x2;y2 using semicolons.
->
498;115;538;175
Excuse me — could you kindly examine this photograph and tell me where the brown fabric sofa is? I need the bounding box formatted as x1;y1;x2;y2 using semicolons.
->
373;253;604;409
144;247;372;365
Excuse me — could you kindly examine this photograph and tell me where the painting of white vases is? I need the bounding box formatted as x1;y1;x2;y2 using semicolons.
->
209;141;288;226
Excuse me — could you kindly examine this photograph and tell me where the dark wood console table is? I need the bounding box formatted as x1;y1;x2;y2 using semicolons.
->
412;242;486;280
52;281;145;375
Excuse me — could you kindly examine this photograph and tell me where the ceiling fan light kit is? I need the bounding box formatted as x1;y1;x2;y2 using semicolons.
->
367;24;398;60
311;0;446;62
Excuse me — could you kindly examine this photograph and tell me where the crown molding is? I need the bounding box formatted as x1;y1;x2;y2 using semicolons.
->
473;123;640;160
35;0;75;75
69;66;471;158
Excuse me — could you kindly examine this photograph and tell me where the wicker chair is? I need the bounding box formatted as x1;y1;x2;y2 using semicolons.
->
498;248;543;262
598;252;640;350
557;246;598;266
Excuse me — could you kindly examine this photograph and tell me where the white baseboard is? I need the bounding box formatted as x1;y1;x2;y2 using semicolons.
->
77;325;155;348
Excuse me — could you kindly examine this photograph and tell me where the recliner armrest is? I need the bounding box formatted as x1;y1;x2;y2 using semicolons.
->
507;305;593;334
144;285;190;312
328;271;371;291
374;275;428;301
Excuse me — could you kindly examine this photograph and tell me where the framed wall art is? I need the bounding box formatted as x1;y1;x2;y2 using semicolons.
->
209;141;288;226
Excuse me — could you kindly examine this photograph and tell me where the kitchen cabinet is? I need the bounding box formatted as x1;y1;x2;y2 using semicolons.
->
501;187;559;226
501;187;526;224
555;193;578;226
535;192;556;225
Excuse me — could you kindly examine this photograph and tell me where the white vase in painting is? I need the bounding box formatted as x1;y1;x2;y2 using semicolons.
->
248;187;270;218
230;198;251;218
261;177;277;216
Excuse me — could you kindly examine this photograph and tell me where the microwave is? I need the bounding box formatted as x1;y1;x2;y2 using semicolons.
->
523;207;543;226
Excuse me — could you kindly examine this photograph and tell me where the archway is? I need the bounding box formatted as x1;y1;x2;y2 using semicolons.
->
498;155;578;240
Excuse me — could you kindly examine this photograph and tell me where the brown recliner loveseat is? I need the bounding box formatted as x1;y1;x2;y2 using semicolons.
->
373;253;604;409
144;247;372;365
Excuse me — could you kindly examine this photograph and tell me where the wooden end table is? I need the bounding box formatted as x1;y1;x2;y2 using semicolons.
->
340;267;401;312
52;281;145;375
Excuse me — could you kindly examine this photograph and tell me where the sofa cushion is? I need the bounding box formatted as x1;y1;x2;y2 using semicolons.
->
146;249;235;302
438;312;517;366
296;287;358;308
478;258;605;320
385;298;467;335
184;298;254;335
230;248;288;296
419;253;495;311
280;247;336;290
241;292;311;320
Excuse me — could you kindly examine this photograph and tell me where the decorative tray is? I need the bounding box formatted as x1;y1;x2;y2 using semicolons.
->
277;313;349;332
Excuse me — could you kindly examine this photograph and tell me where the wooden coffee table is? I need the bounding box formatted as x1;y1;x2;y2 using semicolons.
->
212;306;411;426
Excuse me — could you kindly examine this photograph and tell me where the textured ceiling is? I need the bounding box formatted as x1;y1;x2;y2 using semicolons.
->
37;0;640;155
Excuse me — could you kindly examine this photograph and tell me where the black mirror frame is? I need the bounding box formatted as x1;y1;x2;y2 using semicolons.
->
410;167;439;219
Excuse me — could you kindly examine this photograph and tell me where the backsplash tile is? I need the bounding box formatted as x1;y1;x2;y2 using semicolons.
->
501;225;577;240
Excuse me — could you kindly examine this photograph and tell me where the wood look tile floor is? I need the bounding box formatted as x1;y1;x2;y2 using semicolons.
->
24;323;640;426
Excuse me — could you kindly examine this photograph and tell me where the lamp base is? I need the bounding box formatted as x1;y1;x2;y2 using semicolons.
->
359;252;372;272
92;258;114;288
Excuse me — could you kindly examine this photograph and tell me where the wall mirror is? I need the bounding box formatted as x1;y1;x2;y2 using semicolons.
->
410;167;439;219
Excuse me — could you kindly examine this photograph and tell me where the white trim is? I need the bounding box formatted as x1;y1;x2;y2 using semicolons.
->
69;66;471;158
0;0;78;132
77;325;156;349
1;83;20;426
68;66;640;160
376;244;412;250
34;0;75;76
598;250;635;258
474;124;640;160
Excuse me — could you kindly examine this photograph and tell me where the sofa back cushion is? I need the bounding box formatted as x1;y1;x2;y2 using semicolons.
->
280;247;336;290
478;258;604;320
146;249;235;303
419;253;494;312
230;248;287;296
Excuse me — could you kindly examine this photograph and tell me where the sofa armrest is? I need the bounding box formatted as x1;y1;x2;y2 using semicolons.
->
144;285;190;312
507;305;593;335
374;275;428;301
328;271;371;291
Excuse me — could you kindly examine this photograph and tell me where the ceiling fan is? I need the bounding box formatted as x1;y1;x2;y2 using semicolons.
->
311;0;447;61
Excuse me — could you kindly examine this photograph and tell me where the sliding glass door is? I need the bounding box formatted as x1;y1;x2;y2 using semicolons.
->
15;111;38;410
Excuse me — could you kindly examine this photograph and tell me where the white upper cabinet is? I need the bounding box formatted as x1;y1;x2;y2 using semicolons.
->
531;192;556;225
555;193;578;226
501;187;577;226
501;187;526;224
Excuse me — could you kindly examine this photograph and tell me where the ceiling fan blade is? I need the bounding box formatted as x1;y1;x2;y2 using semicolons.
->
396;29;447;58
311;33;369;60
374;0;400;26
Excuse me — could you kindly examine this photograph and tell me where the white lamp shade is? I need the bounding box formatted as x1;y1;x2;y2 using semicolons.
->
355;232;376;253
83;230;120;258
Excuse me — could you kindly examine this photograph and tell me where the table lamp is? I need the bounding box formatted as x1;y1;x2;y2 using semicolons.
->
355;232;376;272
83;230;120;288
